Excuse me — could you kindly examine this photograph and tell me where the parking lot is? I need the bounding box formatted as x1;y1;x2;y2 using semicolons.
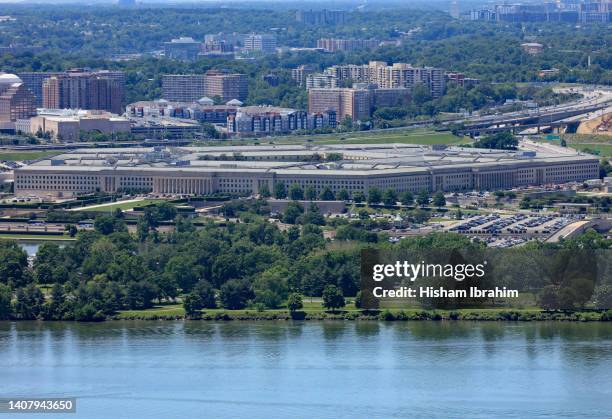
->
446;213;585;242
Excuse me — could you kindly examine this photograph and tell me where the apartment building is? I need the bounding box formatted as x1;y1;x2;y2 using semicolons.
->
0;74;36;126
204;71;248;102
243;34;277;54
316;38;380;53
162;75;206;102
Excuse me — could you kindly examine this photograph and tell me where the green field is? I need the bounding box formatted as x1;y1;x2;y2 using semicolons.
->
76;199;163;212
571;143;612;157
0;151;60;161
195;128;471;147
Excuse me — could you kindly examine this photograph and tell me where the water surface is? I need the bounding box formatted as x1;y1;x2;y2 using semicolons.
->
1;321;612;418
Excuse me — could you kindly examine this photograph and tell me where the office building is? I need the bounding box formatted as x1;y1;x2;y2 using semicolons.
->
42;71;124;114
316;38;380;53
291;65;317;87
14;144;599;199
18;70;125;108
0;74;36;127
28;109;130;141
521;43;544;55
162;75;206;102
243;34;277;54
321;61;445;98
204;71;248;102
164;37;202;61
306;73;338;89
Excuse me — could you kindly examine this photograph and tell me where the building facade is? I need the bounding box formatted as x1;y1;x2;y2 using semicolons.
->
162;75;206;102
243;34;277;54
14;144;600;199
164;37;202;61
41;71;124;114
204;71;248;102
19;70;125;109
0;75;36;126
316;38;380;53
308;86;410;121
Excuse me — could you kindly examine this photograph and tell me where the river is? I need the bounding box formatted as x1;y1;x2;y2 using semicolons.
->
1;321;611;418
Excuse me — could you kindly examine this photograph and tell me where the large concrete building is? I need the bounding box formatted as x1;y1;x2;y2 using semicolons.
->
42;71;124;114
162;75;206;102
316;38;380;53
14;143;599;199
19;70;125;109
162;72;248;103
0;74;36;128
204;71;248;102
26;109;131;142
163;37;201;61
308;86;410;121
243;34;277;54
324;61;445;98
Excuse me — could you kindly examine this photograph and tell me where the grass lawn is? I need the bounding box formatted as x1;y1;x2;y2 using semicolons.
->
76;198;163;212
0;151;59;161
570;143;612;157
194;128;471;147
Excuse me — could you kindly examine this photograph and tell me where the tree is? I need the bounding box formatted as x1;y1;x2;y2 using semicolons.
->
353;191;365;203
65;224;78;237
593;285;612;309
259;183;271;198
400;191;414;206
319;187;335;201
14;284;45;320
322;284;345;312
286;293;303;313
336;189;349;201
219;279;254;310
253;267;289;309
474;131;518;150
301;203;325;226
283;201;304;224
0;241;31;288
0;283;12;320
288;183;304;200
432;191;446;207
125;281;158;310
274;181;287;199
417;189;430;207
367;187;382;205
192;280;216;309
382;189;398;207
354;290;379;310
183;293;203;319
305;186;317;201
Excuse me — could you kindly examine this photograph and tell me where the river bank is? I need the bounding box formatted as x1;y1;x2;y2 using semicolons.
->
114;308;612;322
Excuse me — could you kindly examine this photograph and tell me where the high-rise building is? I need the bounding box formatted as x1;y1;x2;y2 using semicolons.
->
308;88;371;121
41;70;124;114
321;61;445;98
204;71;248;102
316;38;380;53
296;9;347;25
162;75;206;102
291;65;317;87
18;70;125;108
306;73;338;89
0;74;36;126
163;37;201;61
243;34;277;54
308;85;411;121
